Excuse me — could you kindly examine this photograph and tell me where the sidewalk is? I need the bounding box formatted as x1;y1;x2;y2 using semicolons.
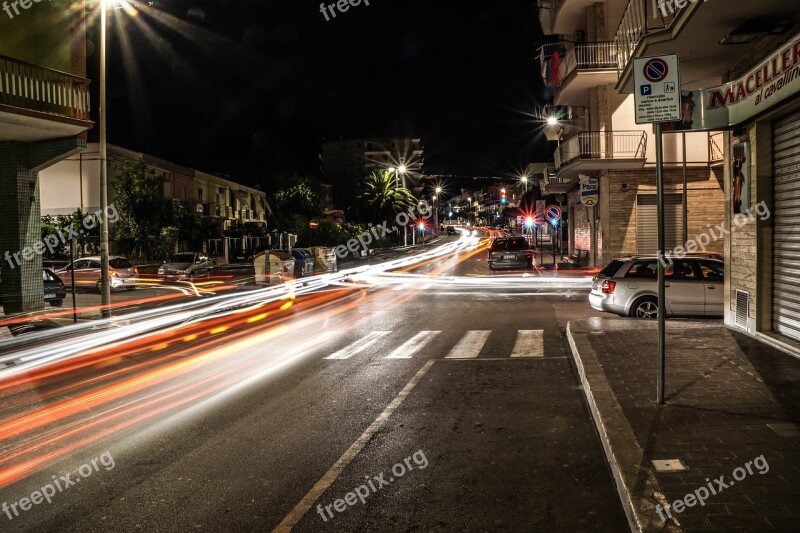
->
567;319;800;532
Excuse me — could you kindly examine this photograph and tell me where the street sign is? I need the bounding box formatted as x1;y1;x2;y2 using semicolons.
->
545;205;562;222
535;200;546;214
579;175;599;206
634;54;681;124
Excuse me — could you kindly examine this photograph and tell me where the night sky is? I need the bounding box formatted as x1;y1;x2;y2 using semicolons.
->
89;0;547;188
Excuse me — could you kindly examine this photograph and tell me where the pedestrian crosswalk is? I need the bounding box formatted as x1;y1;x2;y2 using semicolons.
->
322;329;551;360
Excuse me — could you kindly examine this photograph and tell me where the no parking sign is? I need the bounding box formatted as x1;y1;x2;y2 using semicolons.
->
545;205;562;223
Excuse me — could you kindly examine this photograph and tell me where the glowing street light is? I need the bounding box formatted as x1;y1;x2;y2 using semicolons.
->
546;116;559;126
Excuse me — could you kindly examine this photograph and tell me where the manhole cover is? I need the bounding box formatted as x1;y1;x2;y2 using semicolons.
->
651;459;689;472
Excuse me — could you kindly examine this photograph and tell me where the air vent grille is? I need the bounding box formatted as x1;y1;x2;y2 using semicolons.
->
735;290;749;329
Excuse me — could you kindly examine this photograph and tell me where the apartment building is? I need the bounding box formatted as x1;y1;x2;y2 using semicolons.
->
540;0;800;350
0;1;92;313
321;137;424;210
537;0;726;268
40;144;270;260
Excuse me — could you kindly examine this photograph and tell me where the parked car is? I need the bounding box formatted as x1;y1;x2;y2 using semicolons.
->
446;226;457;235
488;236;535;271
43;268;67;307
56;256;138;292
589;256;724;318
158;252;214;280
0;268;67;307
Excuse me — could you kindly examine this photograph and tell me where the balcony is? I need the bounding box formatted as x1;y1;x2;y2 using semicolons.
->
0;55;92;142
554;131;647;180
543;174;576;194
614;0;797;92
552;42;618;105
537;0;601;35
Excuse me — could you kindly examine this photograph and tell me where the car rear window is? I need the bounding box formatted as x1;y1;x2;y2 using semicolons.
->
109;258;132;269
600;260;625;277
491;238;528;250
625;261;658;279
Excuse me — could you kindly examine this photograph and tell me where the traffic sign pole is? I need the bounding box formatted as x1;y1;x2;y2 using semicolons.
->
656;122;666;406
634;54;679;406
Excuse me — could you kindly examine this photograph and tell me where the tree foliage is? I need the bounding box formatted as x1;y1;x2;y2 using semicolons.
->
357;169;416;223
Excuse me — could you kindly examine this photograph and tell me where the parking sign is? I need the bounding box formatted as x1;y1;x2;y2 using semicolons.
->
633;54;681;124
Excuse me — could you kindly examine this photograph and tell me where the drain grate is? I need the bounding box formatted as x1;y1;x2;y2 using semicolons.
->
651;459;689;473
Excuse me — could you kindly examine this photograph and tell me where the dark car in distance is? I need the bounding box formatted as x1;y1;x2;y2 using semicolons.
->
488;237;535;271
0;268;67;307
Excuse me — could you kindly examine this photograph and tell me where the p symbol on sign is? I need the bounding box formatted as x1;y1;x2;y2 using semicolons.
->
640;84;652;96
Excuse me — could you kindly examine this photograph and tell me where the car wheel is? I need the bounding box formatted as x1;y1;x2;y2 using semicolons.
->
630;297;659;319
49;299;63;307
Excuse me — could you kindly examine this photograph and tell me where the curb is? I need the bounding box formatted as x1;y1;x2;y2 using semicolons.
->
566;319;677;533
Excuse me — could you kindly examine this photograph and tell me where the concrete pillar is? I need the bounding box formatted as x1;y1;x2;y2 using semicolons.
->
0;138;84;314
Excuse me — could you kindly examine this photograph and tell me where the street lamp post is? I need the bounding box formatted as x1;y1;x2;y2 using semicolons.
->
434;186;441;233
392;165;407;245
98;0;111;318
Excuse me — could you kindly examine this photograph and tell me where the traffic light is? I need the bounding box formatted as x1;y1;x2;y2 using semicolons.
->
500;191;507;204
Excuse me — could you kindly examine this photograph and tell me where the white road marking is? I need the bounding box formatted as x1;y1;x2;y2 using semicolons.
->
385;330;441;359
510;330;544;358
272;360;436;532
324;331;391;360
444;330;491;359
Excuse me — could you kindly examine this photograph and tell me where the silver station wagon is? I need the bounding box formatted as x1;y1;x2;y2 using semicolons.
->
589;256;724;319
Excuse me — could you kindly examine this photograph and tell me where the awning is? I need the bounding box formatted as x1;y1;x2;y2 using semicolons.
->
259;195;273;216
232;190;250;209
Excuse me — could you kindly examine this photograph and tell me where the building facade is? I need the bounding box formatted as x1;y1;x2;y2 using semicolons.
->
536;0;726;267
540;0;800;352
0;0;92;313
40;144;270;261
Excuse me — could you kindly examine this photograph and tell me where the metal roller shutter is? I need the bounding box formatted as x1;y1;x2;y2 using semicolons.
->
773;110;800;341
636;194;683;254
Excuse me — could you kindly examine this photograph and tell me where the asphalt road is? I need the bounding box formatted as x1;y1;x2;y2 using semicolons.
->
0;235;628;531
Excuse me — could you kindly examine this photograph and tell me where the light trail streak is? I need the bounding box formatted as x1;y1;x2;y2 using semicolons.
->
0;235;591;492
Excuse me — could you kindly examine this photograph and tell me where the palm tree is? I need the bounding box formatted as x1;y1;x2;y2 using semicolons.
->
358;169;417;222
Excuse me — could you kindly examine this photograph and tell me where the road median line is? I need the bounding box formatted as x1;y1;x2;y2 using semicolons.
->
272;359;436;532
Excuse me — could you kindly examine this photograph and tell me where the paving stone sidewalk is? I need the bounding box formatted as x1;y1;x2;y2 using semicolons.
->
567;318;800;532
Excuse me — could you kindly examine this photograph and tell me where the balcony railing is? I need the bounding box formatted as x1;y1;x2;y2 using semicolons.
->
541;41;617;90
555;131;647;169
0;55;90;121
559;42;617;82
614;0;674;73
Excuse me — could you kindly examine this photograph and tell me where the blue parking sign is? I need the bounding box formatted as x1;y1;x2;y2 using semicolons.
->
640;84;652;96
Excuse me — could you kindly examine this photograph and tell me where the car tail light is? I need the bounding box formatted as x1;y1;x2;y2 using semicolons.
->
601;280;616;294
59;283;65;290
134;267;139;275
